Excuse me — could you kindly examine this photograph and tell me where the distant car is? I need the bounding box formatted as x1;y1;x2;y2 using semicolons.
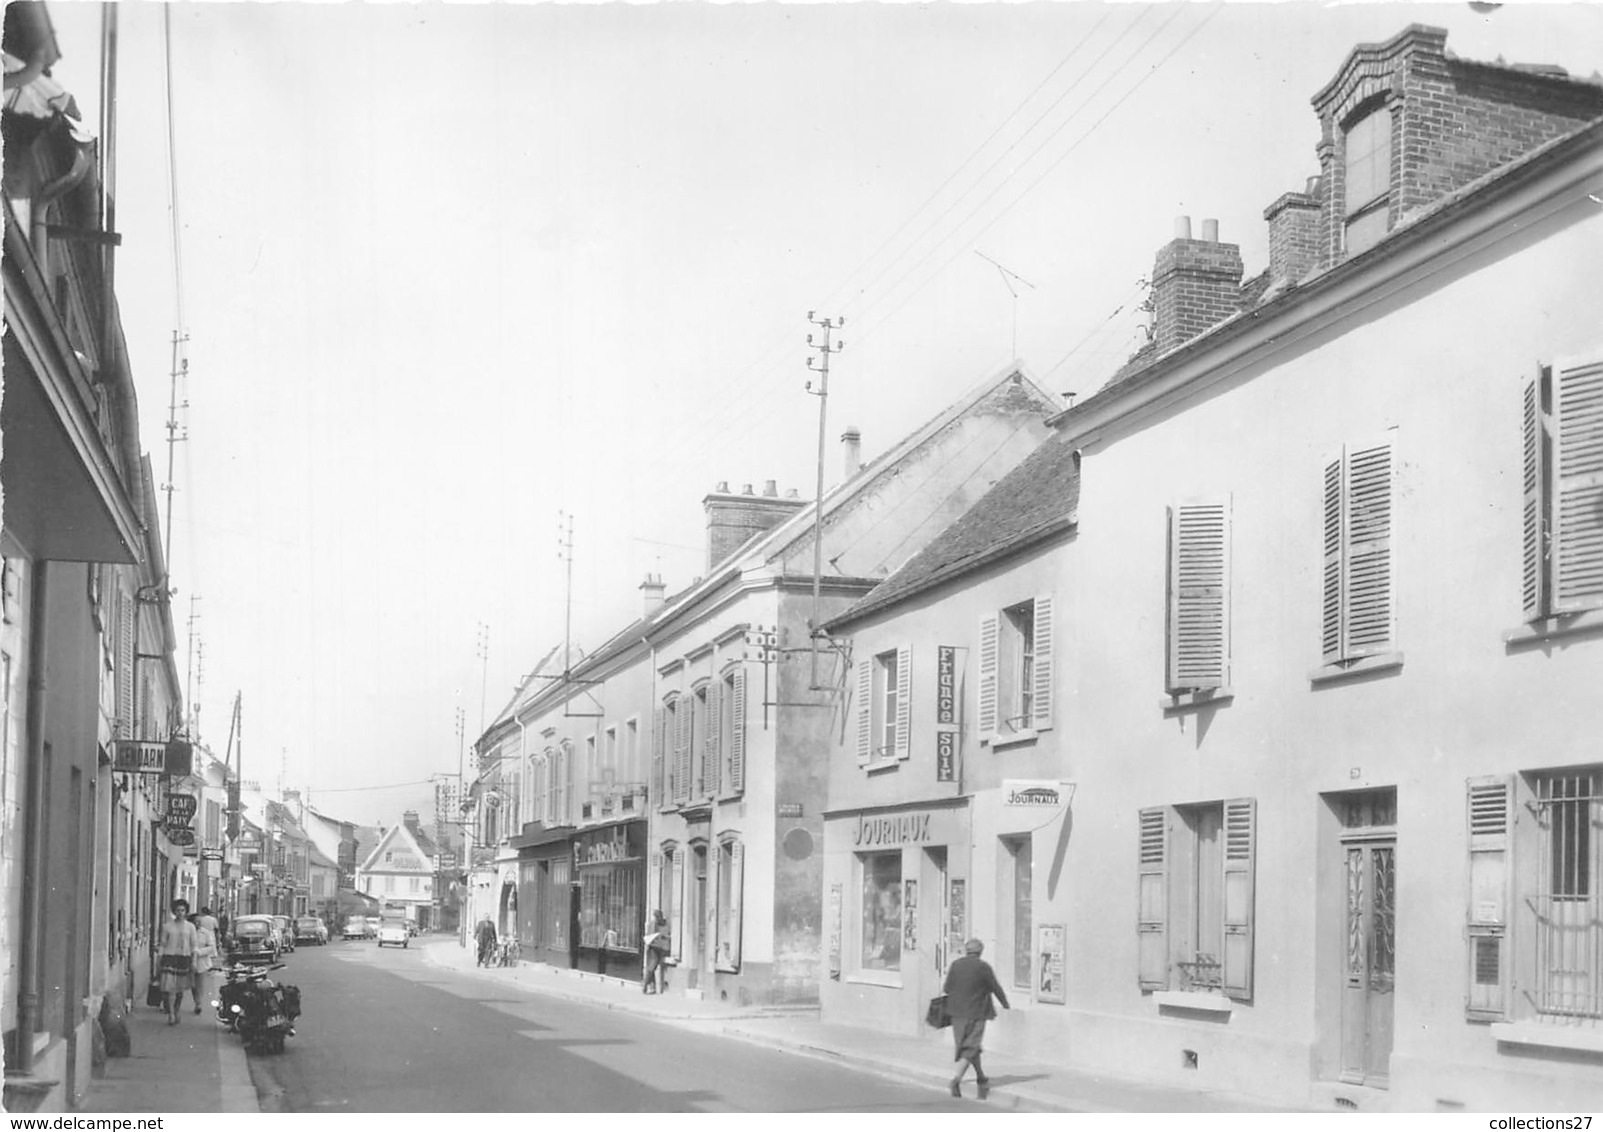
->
294;915;327;945
270;915;296;953
229;915;279;963
342;915;368;940
377;916;409;948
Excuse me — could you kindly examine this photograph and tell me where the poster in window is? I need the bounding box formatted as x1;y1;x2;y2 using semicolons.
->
861;853;902;970
1037;923;1066;1004
902;878;918;952
828;882;842;979
948;877;966;961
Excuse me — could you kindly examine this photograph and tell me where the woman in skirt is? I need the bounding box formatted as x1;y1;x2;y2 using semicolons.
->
157;899;198;1025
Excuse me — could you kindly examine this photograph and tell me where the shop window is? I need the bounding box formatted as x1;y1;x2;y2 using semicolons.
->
860;851;903;971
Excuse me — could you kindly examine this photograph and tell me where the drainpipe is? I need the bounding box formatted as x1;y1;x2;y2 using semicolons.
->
29;141;94;266
15;563;51;1074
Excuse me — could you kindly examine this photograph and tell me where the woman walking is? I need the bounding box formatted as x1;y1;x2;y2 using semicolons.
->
642;910;670;994
942;938;1010;1099
157;899;198;1025
191;907;220;1015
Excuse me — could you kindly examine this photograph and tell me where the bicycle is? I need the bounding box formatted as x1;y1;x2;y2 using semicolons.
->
497;938;521;967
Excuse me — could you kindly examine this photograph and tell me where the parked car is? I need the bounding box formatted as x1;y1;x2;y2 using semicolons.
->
342;915;368;940
270;914;296;953
229;914;279;963
377;915;409;948
294;915;327;945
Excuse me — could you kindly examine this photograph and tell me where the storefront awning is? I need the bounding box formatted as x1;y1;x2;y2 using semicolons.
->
508;822;573;852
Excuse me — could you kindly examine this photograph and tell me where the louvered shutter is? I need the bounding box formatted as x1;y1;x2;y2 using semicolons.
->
118;592;136;738
1343;441;1394;657
1221;797;1256;1000
1551;353;1603;613
1522;373;1549;622
977;615;999;740
1032;594;1055;729
730;668;746;794
704;682;720;799
652;707;665;809
894;645;912;759
729;840;744;970
674;699;691;804
1466;775;1513;1020
1137;807;1169;990
1167;503;1229;692
856;660;873;766
1321;458;1345;664
669;851;684;963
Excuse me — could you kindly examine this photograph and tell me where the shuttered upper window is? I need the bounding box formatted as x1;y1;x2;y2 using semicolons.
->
856;646;911;766
1320;438;1396;668
1166;499;1231;695
978;595;1054;743
1523;355;1603;622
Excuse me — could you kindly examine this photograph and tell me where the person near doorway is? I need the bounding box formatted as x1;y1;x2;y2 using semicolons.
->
191;907;220;1015
475;914;497;967
157;899;198;1025
943;938;1010;1099
642;910;670;994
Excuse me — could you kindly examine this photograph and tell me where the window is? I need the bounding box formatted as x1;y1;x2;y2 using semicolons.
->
717;667;746;795
1321;439;1395;668
1343;103;1392;256
625;718;638;780
860;852;902;971
715;837;744;971
1467;768;1603;1022
692;683;711;799
1137;799;1257;999
409;877;420;894
1001;836;1033;989
655;696;687;807
659;843;683;963
1522;356;1603;622
855;646;910;765
1167;500;1231;694
979;596;1054;740
604;726;618;775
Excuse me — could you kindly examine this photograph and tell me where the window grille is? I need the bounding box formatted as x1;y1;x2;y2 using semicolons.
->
1532;770;1602;1019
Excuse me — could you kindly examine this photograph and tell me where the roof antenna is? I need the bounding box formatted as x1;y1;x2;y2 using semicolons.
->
976;250;1037;359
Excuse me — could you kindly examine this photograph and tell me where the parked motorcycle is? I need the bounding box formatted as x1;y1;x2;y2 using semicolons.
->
213;961;301;1053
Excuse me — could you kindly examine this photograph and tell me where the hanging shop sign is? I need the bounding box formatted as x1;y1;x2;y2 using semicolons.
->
167;828;196;847
1002;780;1075;808
166;793;198;822
200;849;224;862
113;738;192;775
936;647;957;725
936;731;956;783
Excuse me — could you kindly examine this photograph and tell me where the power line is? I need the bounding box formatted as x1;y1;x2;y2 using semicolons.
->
309;780;435;794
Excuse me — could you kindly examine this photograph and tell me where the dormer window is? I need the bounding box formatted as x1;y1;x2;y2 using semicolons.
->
1343;103;1392;256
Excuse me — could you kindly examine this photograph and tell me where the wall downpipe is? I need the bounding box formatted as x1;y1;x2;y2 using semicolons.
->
15;563;50;1074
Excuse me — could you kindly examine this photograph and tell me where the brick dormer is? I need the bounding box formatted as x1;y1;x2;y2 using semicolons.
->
1310;24;1603;264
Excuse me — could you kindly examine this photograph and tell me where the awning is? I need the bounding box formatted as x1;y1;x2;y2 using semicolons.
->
508;822;573;852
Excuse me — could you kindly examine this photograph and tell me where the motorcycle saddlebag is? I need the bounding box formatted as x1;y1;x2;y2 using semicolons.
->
280;984;301;1021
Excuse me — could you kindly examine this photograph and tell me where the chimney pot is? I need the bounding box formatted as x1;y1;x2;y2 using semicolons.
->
715;480;729;493
787;488;800;499
841;425;863;478
1201;218;1219;242
742;483;754;495
763;479;777;497
1174;216;1192;239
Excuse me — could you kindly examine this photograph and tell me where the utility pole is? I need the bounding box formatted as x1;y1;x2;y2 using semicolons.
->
161;334;188;574
475;623;489;740
184;594;200;736
805;312;844;688
557;513;575;676
455;705;467;949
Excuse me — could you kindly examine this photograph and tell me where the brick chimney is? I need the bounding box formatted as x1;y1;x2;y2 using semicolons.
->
403;811;421;837
703;480;807;570
1150;216;1244;354
841;427;862;479
640;573;665;617
1263;178;1323;290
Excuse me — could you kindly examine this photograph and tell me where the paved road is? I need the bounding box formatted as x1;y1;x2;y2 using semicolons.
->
240;938;968;1112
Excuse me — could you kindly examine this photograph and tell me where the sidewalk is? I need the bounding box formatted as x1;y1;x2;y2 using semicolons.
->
76;993;259;1114
423;939;1298;1113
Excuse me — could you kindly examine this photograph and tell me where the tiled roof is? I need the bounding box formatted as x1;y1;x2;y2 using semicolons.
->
828;433;1080;628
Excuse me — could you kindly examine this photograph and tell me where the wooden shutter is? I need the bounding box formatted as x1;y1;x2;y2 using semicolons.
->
652;707;665;809
729;840;744;970
1551;353;1603;613
674;699;691;804
856;659;873;766
1466;775;1513;1020
893;644;912;759
1221;797;1256;1000
1343;441;1394;657
977;614;999;741
118;592;135;738
1137;807;1169;990
669;851;684;963
1032;594;1055;729
1167;503;1229;692
1321;456;1345;664
730;668;746;794
704;682;720;799
1522;371;1549;622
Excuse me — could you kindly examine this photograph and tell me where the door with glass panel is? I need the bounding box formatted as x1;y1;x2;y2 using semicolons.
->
1339;834;1396;1086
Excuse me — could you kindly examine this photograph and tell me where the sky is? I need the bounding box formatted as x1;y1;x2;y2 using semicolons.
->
34;0;1603;825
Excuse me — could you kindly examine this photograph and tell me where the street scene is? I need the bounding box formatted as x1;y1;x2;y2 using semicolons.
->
4;0;1603;1119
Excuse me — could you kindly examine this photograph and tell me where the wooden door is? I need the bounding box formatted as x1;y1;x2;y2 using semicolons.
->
1340;839;1395;1086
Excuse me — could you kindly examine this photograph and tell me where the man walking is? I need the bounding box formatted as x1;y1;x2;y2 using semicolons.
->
943;938;1010;1099
475;914;497;967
